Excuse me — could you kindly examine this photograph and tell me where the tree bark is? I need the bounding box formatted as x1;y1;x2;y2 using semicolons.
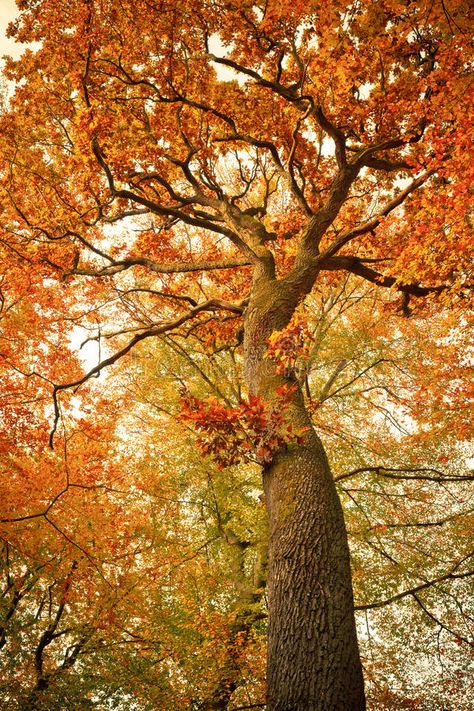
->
243;280;365;710
263;433;365;710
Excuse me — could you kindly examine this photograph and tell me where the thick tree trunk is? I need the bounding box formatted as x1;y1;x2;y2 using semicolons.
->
263;433;365;710
243;280;365;710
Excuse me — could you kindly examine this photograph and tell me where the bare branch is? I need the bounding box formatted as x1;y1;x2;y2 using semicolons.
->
115;288;198;306
350;115;427;166
355;568;474;611
71;256;251;278
335;466;474;483
412;592;474;648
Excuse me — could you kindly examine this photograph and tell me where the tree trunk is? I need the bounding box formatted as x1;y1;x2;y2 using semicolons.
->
243;280;365;710
263;432;365;710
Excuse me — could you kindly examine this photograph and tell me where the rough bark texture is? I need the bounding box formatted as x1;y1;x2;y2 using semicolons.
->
244;280;366;711
263;436;365;710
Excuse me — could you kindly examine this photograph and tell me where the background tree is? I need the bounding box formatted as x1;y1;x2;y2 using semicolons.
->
0;0;473;709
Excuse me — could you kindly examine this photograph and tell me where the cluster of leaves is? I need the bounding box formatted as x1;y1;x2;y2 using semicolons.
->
179;387;307;467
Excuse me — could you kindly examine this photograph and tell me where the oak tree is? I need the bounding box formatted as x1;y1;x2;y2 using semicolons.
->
0;0;473;709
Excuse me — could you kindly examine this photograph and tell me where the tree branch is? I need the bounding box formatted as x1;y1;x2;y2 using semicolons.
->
321;256;449;297
317;171;434;262
90;137;261;264
49;298;246;446
355;567;474;611
412;592;474;648
335;466;474;483
70;256;251;278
